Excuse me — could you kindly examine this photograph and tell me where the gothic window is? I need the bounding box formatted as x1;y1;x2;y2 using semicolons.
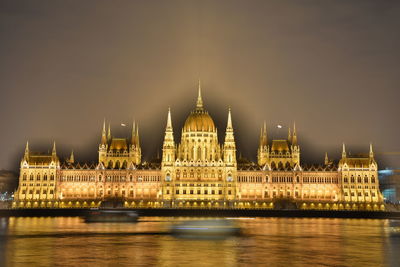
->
165;173;171;182
351;176;355;183
371;176;376;183
36;174;40;181
344;176;348;183
357;176;362;183
364;176;369;183
23;174;27;181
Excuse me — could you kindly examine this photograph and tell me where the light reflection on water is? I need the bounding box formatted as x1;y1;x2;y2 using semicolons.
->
0;217;399;266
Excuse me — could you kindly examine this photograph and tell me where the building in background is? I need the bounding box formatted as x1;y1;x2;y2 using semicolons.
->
379;169;400;204
13;85;384;210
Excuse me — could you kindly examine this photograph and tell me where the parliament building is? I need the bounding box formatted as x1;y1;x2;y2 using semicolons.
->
14;85;384;210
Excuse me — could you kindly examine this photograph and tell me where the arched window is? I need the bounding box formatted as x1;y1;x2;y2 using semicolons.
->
357;176;362;183
197;146;201;160
364;176;369;183
351;176;355;183
344;176;348;183
371;176;376;183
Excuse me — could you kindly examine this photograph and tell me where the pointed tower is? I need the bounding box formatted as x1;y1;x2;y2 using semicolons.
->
288;127;292;143
196;80;204;111
131;120;136;146
324;152;329;165
292;122;298;145
129;120;141;165
24;141;29;160
107;123;112;142
291;122;300;165
69;150;75;164
369;143;374;159
162;107;176;168
52;141;57;157
223;108;236;166
51;141;58;164
99;120;108;164
342;143;346;158
101;119;107;145
257;121;269;166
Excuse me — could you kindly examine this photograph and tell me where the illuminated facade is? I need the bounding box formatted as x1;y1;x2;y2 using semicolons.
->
14;85;384;209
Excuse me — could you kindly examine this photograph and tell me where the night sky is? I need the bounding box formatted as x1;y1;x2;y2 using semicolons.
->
1;0;399;171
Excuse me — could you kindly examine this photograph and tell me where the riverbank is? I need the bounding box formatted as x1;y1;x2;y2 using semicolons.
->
1;208;400;219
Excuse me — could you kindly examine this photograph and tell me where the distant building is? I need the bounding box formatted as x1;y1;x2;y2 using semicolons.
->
13;84;384;210
378;169;400;204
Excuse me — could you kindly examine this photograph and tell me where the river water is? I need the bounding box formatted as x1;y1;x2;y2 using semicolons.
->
0;216;399;266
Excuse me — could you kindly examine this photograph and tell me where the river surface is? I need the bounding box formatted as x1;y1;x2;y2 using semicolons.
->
0;216;399;266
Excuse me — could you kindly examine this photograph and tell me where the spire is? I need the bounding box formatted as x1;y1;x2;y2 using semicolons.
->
166;107;173;131
342;143;346;158
324;152;329;165
24;141;29;159
288;127;292;143
135;123;140;146
101;119;107;144
262;121;268;146
131;120;136;145
226;107;233;130
292;122;297;145
163;108;174;145
52;141;57;157
107;123;112;141
369;143;374;158
69;150;74;164
196;80;203;110
25;141;29;154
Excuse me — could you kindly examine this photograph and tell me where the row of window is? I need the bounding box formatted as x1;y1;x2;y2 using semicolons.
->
21;183;54;187
61;175;161;183
173;189;232;195
344;191;376;197
343;176;376;183
238;176;339;184
173;183;226;187
21;189;54;195
22;174;55;181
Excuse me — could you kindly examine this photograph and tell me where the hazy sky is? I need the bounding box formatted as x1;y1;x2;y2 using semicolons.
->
1;0;399;171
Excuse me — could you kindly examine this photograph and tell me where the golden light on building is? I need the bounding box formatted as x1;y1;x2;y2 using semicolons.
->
14;84;384;210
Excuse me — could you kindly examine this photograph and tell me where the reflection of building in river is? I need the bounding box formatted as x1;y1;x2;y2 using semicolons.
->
379;169;400;204
13;84;384;209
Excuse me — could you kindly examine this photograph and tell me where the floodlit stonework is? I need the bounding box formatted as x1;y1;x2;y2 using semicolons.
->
14;84;384;210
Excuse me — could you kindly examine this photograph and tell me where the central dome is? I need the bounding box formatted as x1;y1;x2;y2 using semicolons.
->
183;82;216;133
184;110;216;132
